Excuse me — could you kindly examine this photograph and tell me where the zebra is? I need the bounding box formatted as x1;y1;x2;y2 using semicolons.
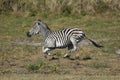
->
27;19;103;58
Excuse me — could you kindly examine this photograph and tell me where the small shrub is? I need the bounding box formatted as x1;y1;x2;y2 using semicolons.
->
27;59;45;71
83;55;92;60
81;10;87;16
61;5;72;15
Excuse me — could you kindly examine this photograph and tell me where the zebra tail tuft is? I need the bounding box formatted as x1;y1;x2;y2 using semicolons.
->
88;38;103;48
84;34;103;48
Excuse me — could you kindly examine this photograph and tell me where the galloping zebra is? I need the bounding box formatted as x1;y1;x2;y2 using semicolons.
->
27;20;103;58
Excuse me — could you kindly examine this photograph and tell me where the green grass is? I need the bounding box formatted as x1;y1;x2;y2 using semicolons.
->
0;13;120;79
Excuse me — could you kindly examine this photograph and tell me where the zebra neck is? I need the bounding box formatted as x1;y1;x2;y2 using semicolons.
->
39;24;52;40
40;29;51;40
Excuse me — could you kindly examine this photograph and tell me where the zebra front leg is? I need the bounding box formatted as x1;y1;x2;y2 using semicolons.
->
42;47;51;58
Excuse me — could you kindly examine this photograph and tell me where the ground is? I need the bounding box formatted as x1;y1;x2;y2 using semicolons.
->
0;13;120;80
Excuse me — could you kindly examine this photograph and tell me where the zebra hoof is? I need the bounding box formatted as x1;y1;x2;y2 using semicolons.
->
48;53;51;56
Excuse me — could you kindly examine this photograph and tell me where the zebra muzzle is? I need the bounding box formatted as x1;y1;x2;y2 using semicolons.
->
27;32;32;37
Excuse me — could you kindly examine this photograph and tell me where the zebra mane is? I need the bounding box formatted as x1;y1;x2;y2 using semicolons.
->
44;23;51;31
36;19;51;31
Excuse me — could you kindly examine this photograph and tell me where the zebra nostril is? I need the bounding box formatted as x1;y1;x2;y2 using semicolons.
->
27;32;31;37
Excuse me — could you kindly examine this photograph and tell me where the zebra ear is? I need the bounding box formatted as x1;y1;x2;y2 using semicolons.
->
36;19;41;22
35;19;41;25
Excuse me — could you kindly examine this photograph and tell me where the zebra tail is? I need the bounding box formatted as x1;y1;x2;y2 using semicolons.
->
84;35;103;48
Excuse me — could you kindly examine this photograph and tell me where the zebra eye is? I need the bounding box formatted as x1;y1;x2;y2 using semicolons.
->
37;22;41;25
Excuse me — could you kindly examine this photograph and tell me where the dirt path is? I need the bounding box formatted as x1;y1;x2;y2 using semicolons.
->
1;38;119;47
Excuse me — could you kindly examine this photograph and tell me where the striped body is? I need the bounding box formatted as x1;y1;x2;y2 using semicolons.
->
27;20;103;58
44;28;85;48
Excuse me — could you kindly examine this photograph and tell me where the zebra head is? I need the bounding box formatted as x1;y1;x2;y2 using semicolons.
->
27;19;42;37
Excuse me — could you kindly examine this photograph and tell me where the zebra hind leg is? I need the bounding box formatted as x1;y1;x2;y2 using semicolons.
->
70;37;79;51
64;37;79;58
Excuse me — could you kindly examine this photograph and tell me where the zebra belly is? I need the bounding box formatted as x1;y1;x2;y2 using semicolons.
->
55;39;69;48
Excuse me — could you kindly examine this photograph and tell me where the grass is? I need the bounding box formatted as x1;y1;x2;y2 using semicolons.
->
0;13;120;79
1;0;120;17
90;61;109;69
1;74;120;80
